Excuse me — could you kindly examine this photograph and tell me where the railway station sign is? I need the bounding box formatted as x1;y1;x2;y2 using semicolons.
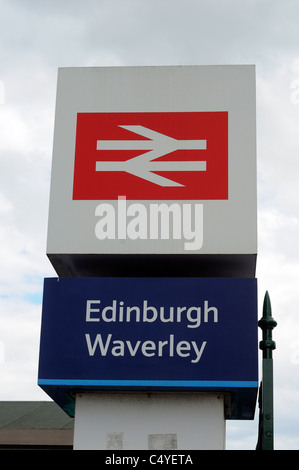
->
46;65;257;278
38;277;258;419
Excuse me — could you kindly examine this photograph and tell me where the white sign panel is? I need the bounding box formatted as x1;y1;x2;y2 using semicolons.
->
47;65;257;276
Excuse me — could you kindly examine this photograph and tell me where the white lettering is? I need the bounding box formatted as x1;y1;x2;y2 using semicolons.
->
102;300;117;322
158;340;168;357
143;300;158;322
126;340;141;356
176;340;191;358
204;300;218;323
150;454;193;465
191;341;207;363
86;300;101;322
183;203;203;250
186;306;201;328
141;340;156;357
176;306;186;322
117;195;126;239
160;306;174;323
111;340;124;356
85;333;111;356
85;334;207;364
94;196;203;251
85;299;216;364
149;203;182;240
95;204;115;239
85;299;218;329
127;203;147;239
126;305;140;322
105;455;139;467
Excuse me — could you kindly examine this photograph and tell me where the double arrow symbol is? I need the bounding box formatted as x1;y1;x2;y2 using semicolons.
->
96;125;207;187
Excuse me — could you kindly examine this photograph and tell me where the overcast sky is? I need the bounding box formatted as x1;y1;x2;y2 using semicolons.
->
1;0;299;450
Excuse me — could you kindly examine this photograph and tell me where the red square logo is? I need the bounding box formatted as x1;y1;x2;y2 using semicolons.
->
73;112;228;200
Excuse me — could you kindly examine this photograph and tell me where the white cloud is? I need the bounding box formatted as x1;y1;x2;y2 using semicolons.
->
1;0;299;449
0;297;47;400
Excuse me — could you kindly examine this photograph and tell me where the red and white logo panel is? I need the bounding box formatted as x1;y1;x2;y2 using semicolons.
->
73;112;228;200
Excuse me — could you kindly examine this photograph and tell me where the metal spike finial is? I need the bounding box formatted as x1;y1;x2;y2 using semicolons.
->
258;291;277;358
256;291;277;450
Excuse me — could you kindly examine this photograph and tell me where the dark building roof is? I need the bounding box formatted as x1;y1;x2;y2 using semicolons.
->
0;401;74;449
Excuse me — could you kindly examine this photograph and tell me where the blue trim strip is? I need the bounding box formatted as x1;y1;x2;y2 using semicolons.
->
38;379;258;388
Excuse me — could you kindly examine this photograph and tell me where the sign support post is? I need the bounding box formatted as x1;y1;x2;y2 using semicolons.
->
38;65;259;450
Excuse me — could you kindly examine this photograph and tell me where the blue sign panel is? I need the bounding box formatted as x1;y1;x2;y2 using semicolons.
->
38;277;258;419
